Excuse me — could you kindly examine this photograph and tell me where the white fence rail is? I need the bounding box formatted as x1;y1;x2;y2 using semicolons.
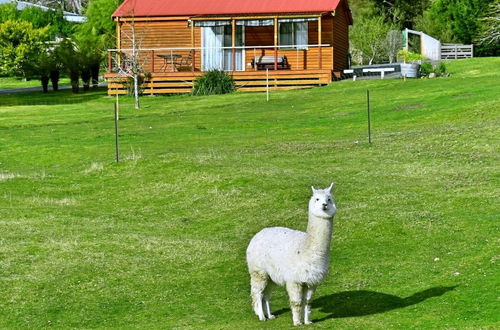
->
441;44;473;60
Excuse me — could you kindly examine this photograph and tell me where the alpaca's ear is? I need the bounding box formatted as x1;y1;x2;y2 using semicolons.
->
311;186;316;194
327;182;335;192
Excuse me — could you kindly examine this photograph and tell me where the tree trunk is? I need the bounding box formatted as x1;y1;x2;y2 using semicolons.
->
70;71;79;93
81;70;91;91
50;70;60;91
90;64;100;88
133;73;140;109
41;75;49;93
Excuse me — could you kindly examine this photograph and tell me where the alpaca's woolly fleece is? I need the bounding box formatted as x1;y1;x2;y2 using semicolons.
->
246;184;336;325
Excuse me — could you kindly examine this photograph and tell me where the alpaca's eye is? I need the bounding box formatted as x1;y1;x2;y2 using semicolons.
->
316;198;319;201
328;198;331;202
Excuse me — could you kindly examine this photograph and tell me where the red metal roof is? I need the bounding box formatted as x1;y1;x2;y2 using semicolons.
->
113;0;346;18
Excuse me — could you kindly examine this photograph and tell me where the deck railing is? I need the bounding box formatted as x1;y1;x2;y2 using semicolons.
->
107;44;331;75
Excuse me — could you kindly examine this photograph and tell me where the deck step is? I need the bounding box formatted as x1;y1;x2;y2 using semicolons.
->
105;70;332;95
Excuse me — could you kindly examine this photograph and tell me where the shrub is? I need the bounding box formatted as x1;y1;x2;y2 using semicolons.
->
419;61;449;78
397;50;425;63
192;70;235;96
436;62;447;75
419;62;434;76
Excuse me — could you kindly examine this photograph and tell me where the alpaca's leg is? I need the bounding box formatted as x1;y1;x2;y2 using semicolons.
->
303;285;316;325
263;281;276;319
286;282;304;326
250;271;268;321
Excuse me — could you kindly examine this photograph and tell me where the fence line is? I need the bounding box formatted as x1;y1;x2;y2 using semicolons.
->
441;44;473;60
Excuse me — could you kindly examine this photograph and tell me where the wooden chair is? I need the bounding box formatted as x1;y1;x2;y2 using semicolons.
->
179;50;194;70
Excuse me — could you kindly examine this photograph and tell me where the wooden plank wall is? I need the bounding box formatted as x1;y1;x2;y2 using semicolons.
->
119;17;335;73
119;20;202;72
332;0;350;72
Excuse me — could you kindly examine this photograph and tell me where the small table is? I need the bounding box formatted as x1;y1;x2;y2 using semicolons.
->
157;54;182;72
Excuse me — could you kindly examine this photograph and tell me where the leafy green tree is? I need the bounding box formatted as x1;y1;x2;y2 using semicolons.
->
350;15;393;64
30;49;53;92
78;0;123;47
416;0;494;43
57;38;80;93
0;20;49;77
0;3;17;22
74;34;105;90
0;4;76;38
374;0;431;28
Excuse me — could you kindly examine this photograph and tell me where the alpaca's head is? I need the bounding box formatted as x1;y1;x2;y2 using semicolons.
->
309;183;336;219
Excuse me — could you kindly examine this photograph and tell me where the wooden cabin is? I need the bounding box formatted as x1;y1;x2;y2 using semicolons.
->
106;0;353;94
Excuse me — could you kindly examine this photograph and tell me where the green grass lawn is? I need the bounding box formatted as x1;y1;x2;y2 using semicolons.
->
0;58;498;329
0;76;72;89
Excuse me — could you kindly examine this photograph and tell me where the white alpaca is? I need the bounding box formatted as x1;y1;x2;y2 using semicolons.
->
246;183;336;326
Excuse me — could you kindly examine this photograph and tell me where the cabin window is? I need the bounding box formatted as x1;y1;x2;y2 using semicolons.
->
279;22;308;49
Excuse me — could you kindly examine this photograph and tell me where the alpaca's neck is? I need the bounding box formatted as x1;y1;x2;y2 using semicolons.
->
304;214;333;257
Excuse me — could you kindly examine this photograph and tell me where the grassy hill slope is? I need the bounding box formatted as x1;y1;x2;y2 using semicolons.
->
0;58;498;328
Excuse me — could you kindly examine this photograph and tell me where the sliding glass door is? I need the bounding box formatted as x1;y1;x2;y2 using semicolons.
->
202;25;244;71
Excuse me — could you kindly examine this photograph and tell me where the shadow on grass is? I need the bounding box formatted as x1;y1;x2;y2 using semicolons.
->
272;286;456;321
0;88;107;107
312;286;457;321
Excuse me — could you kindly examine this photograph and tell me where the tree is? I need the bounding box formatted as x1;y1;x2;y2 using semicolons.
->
114;18;149;109
0;20;49;78
22;0;88;15
78;0;122;48
476;1;500;47
74;34;105;90
416;0;494;43
385;30;403;63
374;0;431;29
57;38;80;93
350;15;392;64
0;3;76;38
30;49;54;92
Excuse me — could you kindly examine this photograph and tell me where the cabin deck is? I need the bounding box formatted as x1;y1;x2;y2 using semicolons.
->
104;70;332;95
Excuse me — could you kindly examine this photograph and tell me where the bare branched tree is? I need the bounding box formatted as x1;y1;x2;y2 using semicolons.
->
476;1;500;46
23;0;88;14
113;19;148;109
385;30;403;63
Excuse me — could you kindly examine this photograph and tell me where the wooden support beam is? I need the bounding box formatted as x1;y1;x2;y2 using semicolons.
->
108;51;112;73
151;50;155;73
274;16;278;71
318;15;322;69
232;19;236;72
191;20;195;72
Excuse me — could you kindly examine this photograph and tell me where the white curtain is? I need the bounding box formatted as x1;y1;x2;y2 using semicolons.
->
295;22;308;49
202;26;244;71
202;26;224;71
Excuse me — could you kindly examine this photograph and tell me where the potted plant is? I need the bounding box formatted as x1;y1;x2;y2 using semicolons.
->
398;50;425;78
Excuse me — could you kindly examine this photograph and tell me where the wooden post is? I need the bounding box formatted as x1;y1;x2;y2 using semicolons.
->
151;50;155;73
170;49;174;72
318;15;322;69
232;19;236;72
116;19;121;51
367;90;372;144
114;94;120;162
191;20;195;72
115;19;121;71
108;51;112;73
266;69;269;101
274;16;278;71
253;48;257;71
